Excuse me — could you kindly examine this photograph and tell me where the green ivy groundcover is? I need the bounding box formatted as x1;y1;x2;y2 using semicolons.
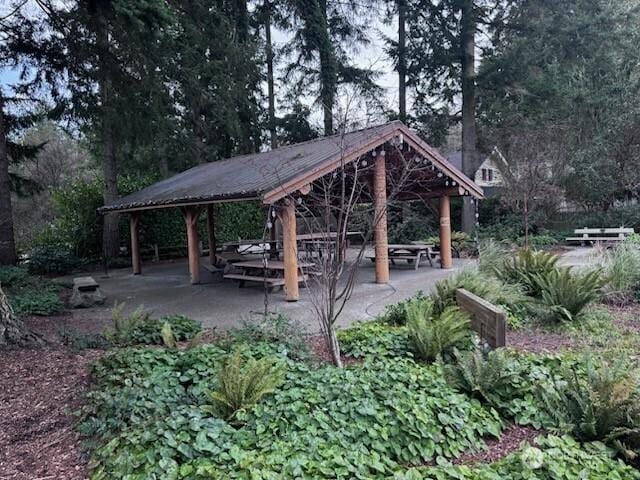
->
80;343;639;480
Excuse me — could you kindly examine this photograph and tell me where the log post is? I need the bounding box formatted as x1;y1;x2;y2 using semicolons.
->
439;195;453;269
184;206;201;284
279;199;299;301
206;204;217;266
129;213;141;275
373;151;389;283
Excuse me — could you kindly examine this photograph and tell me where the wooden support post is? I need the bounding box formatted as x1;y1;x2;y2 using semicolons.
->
373;151;389;283
206;205;217;266
439;195;452;269
279;199;299;301
129;213;141;275
184;206;201;284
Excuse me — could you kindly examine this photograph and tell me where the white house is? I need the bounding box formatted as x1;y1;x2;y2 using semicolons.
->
446;147;508;196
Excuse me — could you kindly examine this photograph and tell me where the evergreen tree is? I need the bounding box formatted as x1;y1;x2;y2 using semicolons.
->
480;0;640;210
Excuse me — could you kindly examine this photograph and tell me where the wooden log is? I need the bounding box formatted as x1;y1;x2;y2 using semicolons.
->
130;213;141;275
279;199;299;301
456;288;506;348
206;204;217;266
373;151;389;283
439;194;452;269
184;206;201;284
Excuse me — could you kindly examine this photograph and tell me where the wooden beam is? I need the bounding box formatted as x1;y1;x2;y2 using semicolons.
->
206;205;217;266
279;199;299;301
373;152;390;283
129;213;141;275
439;195;452;269
184;206;201;284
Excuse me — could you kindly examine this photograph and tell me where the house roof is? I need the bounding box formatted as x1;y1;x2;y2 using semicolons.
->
446;147;508;174
100;121;483;213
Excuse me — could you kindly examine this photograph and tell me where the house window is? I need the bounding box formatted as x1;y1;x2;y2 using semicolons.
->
481;168;487;181
488;169;494;181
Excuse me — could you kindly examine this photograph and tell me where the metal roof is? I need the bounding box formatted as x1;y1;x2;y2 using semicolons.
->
100;121;483;213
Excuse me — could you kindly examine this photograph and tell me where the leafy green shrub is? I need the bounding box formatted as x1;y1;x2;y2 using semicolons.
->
337;321;411;358
426;231;474;257
107;305;201;345
27;245;82;275
399;435;640;479
205;348;284;421
407;299;471;361
381;290;427;326
546;356;640;461
535;267;605;323
497;249;559;297
431;268;524;315
0;265;29;288
82;348;502;478
227;313;309;360
10;285;63;315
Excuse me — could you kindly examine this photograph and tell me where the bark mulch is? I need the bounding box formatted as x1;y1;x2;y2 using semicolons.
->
305;334;361;366
453;424;540;465
0;347;102;480
506;327;576;354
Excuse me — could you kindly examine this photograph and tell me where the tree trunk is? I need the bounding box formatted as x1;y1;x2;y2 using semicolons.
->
0;95;17;265
397;0;407;123
327;326;343;368
460;0;478;234
95;14;120;261
318;0;335;136
265;3;277;149
0;284;43;347
101;100;120;260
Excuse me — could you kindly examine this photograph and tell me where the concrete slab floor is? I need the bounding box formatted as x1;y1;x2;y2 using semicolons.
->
64;252;475;334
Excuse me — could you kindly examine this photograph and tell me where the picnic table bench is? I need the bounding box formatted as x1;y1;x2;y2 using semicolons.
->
224;259;315;291
222;239;281;259
566;227;634;245
367;244;438;269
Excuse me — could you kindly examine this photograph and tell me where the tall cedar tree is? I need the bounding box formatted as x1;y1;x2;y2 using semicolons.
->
58;0;172;259
280;0;381;135
0;2;65;265
405;0;512;232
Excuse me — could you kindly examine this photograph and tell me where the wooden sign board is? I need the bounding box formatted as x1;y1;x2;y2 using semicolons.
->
455;288;506;348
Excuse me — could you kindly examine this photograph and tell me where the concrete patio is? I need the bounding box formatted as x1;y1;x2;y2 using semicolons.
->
65;252;474;333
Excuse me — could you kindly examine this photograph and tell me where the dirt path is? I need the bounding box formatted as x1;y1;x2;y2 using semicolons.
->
0;347;101;480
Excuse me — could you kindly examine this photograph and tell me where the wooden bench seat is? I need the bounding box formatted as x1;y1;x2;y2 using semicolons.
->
566;227;634;245
223;273;308;289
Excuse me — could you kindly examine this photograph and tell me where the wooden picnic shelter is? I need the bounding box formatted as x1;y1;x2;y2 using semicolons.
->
99;120;484;302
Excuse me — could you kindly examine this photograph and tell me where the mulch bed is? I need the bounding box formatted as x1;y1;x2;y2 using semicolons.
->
305;334;361;366
506;327;576;354
453;424;540;465
0;347;102;480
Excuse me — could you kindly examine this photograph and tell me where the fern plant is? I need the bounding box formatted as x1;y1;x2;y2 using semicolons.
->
535;267;605;323
431;268;524;315
445;348;515;412
206;348;284;421
406;299;471;362
546;356;640;461
498;249;559;297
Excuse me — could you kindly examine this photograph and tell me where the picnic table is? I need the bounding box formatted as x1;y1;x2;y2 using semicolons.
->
298;231;362;260
368;243;437;269
222;239;280;259
224;259;315;290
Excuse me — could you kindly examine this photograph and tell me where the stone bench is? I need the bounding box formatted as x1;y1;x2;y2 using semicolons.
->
71;276;105;308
